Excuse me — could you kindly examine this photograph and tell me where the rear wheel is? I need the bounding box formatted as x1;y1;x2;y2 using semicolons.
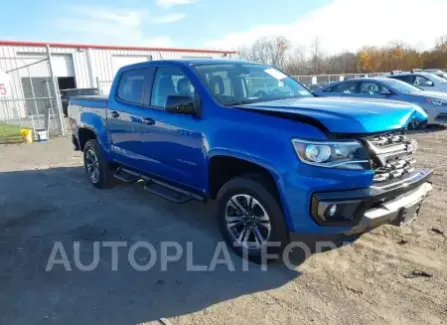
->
217;175;289;263
83;139;115;189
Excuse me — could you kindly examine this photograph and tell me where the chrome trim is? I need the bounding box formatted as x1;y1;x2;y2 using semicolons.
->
370;171;422;190
371;143;408;155
346;182;432;235
292;139;361;146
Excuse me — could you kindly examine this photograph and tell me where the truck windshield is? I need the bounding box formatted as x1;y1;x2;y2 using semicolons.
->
193;63;313;106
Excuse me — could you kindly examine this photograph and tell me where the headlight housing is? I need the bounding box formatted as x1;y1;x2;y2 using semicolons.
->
292;139;370;170
425;98;447;106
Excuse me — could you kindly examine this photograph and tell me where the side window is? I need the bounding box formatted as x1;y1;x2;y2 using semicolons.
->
415;75;432;87
206;71;234;97
331;82;357;94
359;82;381;94
150;67;195;108
117;69;147;104
392;75;414;84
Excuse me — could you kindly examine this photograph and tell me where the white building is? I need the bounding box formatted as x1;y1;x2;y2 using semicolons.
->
0;40;237;92
0;40;237;122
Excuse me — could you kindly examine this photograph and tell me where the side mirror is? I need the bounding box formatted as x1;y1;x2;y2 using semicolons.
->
426;81;434;86
165;94;200;115
380;89;393;95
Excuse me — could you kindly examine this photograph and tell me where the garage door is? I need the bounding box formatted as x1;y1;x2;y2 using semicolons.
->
112;56;151;76
17;54;74;78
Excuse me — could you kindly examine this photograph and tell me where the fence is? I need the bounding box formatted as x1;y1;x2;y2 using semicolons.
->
294;72;387;86
0;46;66;143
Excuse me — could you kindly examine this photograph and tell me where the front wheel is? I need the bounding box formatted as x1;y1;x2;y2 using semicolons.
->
216;175;289;263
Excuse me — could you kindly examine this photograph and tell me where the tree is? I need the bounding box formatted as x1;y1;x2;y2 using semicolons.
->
239;36;291;70
240;34;447;77
358;51;373;72
310;37;324;73
284;46;307;75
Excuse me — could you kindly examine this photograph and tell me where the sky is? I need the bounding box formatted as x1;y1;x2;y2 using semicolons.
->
1;0;447;54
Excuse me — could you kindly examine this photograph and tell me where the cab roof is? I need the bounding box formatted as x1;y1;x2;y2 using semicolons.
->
121;59;263;70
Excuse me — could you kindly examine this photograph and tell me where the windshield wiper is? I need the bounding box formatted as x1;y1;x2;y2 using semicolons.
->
224;95;309;107
224;100;259;106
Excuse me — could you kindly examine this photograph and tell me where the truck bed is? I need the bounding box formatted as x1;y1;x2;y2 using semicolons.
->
69;96;108;109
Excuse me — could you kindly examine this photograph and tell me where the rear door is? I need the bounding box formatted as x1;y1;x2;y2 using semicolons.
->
107;67;155;169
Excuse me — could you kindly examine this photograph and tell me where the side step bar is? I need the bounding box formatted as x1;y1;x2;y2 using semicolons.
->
114;167;205;203
114;167;140;183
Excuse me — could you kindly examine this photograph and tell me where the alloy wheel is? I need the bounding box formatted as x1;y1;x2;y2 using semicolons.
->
225;194;272;250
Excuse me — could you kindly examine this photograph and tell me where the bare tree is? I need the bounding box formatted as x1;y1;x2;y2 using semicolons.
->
310;37;324;73
239;36;291;70
284;46;307;75
241;33;447;77
270;36;290;70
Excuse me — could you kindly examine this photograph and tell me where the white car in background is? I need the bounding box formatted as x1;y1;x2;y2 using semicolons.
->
388;72;447;92
423;69;447;80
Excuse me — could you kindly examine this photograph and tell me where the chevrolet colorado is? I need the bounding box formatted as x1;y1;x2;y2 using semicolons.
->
68;59;432;261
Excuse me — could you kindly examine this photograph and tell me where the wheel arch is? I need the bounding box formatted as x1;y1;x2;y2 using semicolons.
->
207;154;282;201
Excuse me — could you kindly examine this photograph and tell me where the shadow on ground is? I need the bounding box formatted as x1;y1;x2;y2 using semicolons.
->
0;167;353;325
408;124;446;135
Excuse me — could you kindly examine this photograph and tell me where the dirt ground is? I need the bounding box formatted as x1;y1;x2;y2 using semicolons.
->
0;129;446;325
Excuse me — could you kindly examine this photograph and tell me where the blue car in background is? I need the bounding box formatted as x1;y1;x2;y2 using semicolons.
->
314;77;447;126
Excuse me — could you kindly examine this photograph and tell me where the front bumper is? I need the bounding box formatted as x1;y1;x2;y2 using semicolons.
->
310;169;433;232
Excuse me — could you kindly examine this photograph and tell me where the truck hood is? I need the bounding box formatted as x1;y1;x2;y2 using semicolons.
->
238;97;428;134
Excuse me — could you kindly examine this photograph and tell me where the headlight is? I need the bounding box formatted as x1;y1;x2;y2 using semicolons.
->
425;98;447;106
292;139;370;170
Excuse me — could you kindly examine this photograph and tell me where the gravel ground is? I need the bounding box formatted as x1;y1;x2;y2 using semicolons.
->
0;129;446;325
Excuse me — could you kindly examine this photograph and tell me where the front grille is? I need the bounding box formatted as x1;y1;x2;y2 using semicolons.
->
364;132;417;183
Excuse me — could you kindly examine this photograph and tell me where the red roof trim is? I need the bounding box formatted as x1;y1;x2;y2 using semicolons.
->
0;40;238;54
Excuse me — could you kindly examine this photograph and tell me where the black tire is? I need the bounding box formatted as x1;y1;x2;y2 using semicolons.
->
217;175;290;263
83;139;115;189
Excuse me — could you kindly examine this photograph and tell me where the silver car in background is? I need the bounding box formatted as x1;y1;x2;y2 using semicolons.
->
423;69;447;80
314;77;447;126
388;72;447;92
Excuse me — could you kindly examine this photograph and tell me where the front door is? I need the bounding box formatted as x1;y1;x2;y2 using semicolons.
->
138;66;205;190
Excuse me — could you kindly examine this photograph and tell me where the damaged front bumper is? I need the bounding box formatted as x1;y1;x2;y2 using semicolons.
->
310;169;433;234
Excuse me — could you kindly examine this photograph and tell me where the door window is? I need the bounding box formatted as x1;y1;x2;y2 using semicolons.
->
359;82;382;94
330;82;357;94
150;67;195;108
414;75;433;87
117;69;148;104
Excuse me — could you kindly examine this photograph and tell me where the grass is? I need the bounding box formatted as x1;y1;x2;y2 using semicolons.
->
0;122;24;144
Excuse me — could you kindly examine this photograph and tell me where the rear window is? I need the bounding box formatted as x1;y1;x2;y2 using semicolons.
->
390;75;414;83
117;69;147;104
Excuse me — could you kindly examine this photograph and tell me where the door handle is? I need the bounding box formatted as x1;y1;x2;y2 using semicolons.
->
111;111;120;118
144;117;155;125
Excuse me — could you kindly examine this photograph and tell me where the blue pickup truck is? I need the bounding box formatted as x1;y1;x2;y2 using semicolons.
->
68;59;433;261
